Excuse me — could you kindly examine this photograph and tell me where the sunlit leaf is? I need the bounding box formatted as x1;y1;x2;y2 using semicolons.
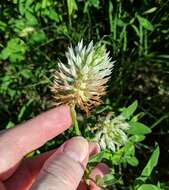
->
137;15;154;31
67;0;77;16
121;101;138;120
128;122;151;135
96;173;117;187
89;150;112;163
25;11;38;25
6;121;15;129
19;69;33;79
29;30;46;45
18;99;34;122
137;184;160;190
137;145;160;182
0;21;7;32
143;7;157;15
129;135;145;143
127;156;139;166
0;38;27;62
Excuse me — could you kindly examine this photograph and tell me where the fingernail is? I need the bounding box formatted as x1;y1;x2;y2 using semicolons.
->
63;136;89;162
96;163;110;175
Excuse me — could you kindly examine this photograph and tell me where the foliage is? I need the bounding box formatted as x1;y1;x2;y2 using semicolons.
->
0;0;169;189
88;102;160;189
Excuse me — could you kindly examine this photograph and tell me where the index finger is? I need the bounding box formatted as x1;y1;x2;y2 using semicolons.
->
0;105;71;180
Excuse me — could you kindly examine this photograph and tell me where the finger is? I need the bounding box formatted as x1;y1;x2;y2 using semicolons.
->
90;163;110;190
0;105;71;180
77;142;100;190
27;141;99;178
30;137;89;190
4;150;56;190
89;142;100;156
5;140;99;190
77;162;109;190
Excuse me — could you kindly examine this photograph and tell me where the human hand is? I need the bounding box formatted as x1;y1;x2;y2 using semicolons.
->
0;106;109;190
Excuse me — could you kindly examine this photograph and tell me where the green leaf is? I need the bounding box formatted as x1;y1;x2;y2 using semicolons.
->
25;0;34;10
128;122;151;135
137;145;160;183
67;0;77;16
131;112;145;122
117;18;126;27
0;75;13;93
0;49;9;60
25;11;38;25
137;184;160;190
137;15;154;31
121;101;138;120
19;26;35;37
111;148;124;164
124;142;135;156
19;69;33;79
42;0;48;9
88;0;100;9
84;0;100;12
127;156;139;166
89;150;112;163
0;21;7;32
19;0;26;15
13;0;18;4
96;173;117;186
132;24;140;37
26;151;36;158
157;54;169;59
29;30;46;45
129;135;145;143
10;19;27;34
45;8;60;22
143;7;157;15
6;121;15;129
108;0;113;32
18;99;34;122
0;38;27;62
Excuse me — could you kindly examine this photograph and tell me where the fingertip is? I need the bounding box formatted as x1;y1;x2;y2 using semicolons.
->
91;163;110;178
89;142;100;156
63;136;89;163
90;163;110;190
30;137;89;190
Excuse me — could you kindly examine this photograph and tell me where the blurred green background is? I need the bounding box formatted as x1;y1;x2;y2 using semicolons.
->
0;0;169;188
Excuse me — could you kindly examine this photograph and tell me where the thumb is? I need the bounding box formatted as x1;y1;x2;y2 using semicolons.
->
31;137;89;190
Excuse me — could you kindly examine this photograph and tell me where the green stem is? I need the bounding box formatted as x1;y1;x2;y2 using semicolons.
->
70;105;81;135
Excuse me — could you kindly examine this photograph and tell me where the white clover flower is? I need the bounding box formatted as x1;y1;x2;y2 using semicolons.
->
95;114;130;152
51;40;114;114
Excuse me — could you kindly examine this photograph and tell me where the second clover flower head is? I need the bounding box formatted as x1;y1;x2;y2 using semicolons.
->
95;113;130;152
51;40;114;114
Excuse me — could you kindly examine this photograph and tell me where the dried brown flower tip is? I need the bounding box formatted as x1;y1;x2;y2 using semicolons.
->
51;40;114;114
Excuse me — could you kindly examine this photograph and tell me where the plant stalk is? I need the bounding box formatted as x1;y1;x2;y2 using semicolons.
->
70;104;81;135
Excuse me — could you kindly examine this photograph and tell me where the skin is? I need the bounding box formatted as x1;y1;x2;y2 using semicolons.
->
0;105;109;190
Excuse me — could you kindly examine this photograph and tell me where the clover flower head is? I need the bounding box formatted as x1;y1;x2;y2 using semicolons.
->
51;40;114;114
95;113;129;152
